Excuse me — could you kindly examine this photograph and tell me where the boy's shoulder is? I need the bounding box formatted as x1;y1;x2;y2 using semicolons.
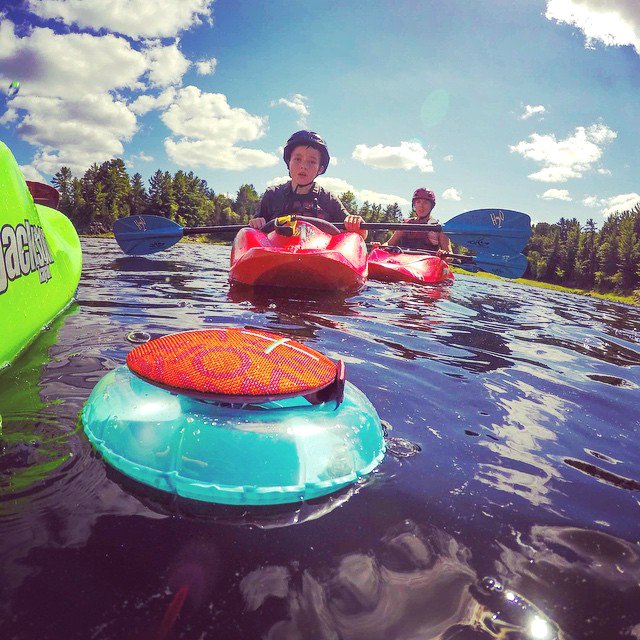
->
315;185;340;201
263;182;291;197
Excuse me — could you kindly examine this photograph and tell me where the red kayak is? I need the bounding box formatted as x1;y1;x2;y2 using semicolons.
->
230;217;368;292
367;247;454;285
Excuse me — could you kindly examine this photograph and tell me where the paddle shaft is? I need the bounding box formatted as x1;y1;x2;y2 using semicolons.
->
182;225;246;235
369;246;475;263
180;222;445;235
182;221;526;237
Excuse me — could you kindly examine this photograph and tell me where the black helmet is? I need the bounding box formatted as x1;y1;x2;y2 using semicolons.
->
283;130;330;175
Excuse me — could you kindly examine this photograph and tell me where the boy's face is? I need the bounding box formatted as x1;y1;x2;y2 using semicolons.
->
289;145;323;185
414;198;434;218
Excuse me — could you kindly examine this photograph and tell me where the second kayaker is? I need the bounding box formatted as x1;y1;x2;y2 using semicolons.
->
386;188;451;254
250;130;367;239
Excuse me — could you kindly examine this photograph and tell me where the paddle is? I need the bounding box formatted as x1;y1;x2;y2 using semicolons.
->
113;208;531;256
372;246;528;279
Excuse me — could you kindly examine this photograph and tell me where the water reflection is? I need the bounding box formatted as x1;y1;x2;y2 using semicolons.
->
497;525;640;639
474;379;568;509
111;256;186;273
106;466;367;529
239;519;562;639
0;306;80;500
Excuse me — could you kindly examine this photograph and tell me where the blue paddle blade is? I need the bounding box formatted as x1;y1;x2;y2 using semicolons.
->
444;209;531;254
471;252;529;279
113;215;184;255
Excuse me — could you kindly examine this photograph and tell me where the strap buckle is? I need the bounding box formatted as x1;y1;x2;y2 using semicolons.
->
274;215;299;237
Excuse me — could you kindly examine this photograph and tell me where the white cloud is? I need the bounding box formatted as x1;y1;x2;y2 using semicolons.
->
165;139;277;171
352;141;434;173
541;188;572;201
509;123;617;182
265;175;289;188
597;167;612;175
319;177;409;207
0;107;19;125
442;187;461;201
130;88;177;115
162;86;267;143
162;86;278;170
443;154;453;162
142;40;190;88
582;192;640;216
17;94;137;174
20;164;46;182
271;94;309;127
0;22;147;98
582;195;600;207
27;0;214;40
0;19;193;174
195;57;217;75
130;151;154;162
356;189;409;207
521;104;546;120
545;0;640;55
602;192;640;216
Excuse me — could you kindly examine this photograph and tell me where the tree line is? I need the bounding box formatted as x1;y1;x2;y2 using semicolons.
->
525;204;640;295
51;158;403;242
51;159;640;295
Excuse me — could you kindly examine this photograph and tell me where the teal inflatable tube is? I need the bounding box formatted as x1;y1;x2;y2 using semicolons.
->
82;366;385;505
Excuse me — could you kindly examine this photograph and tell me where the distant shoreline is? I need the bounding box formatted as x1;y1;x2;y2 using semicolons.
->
451;267;639;307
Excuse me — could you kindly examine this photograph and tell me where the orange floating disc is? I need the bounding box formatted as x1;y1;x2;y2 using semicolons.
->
126;328;339;400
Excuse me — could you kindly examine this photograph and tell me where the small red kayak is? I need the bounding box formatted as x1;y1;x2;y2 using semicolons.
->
367;247;454;285
230;218;368;292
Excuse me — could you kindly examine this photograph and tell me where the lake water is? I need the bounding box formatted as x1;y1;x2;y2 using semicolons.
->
1;237;639;640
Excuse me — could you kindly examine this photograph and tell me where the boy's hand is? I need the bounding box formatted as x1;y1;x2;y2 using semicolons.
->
344;214;364;232
344;214;368;239
249;217;266;229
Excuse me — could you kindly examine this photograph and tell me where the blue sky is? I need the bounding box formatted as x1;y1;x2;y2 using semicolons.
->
1;0;638;225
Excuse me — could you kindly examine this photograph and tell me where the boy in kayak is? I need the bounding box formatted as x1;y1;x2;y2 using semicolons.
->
386;188;451;253
250;130;367;238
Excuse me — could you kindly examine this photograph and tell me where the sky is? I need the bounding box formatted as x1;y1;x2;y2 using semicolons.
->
0;0;639;226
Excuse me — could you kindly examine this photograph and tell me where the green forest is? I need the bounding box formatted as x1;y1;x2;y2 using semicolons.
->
52;158;640;297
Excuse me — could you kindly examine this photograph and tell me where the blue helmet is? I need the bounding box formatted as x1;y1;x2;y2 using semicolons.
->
283;130;330;175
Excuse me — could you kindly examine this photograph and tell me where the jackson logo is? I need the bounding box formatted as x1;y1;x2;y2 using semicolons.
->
490;210;505;228
0;220;54;295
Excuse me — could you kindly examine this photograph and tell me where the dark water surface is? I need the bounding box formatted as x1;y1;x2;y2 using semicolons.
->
2;238;640;640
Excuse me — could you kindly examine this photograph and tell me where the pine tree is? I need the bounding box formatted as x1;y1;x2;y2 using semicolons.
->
147;170;177;219
234;184;260;223
339;191;358;215
96;159;131;225
616;213;640;291
76;163;107;231
575;219;597;288
52;167;73;214
129;173;147;216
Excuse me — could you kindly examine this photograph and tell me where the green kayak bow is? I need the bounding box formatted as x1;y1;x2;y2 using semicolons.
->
0;141;82;370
